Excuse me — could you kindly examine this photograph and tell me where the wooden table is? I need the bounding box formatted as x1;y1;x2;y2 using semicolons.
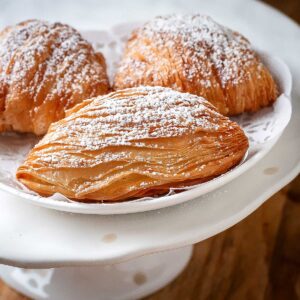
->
1;1;299;299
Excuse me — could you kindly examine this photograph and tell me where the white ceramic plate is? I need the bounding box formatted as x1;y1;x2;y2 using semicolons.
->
0;0;299;268
0;40;292;215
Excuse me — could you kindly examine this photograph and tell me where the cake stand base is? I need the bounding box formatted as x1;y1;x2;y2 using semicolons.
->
0;246;193;300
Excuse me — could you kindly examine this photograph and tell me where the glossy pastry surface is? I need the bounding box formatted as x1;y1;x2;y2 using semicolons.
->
17;86;249;202
0;20;109;135
114;14;278;115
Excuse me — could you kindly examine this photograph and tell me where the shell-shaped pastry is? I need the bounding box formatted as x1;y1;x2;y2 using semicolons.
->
114;14;278;116
16;86;249;202
0;20;110;135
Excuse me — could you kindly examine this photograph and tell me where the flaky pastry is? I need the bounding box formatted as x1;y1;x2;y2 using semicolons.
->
114;14;278;116
0;20;109;135
17;86;249;202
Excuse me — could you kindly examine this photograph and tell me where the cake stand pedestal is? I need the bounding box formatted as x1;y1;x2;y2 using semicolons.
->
0;246;193;300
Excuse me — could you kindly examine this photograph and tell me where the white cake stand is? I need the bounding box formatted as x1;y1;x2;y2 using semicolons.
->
0;1;300;299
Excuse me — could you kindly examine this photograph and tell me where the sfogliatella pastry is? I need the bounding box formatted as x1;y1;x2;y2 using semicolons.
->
17;86;249;202
114;14;278;116
0;20;109;135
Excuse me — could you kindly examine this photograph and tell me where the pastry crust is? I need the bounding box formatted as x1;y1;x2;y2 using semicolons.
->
17;86;249;202
0;20;109;135
114;14;278;116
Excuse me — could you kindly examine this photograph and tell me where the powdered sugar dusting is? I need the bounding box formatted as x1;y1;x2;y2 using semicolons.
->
116;14;260;88
35;86;233;167
0;20;109;134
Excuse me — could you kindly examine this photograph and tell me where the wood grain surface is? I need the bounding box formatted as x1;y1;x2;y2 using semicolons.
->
1;1;299;299
147;180;300;300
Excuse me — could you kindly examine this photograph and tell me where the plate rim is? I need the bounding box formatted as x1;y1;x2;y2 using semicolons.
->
0;51;292;214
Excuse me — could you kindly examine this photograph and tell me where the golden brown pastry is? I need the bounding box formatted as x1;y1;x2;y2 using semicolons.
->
0;20;109;135
114;14;278;116
17;86;249;202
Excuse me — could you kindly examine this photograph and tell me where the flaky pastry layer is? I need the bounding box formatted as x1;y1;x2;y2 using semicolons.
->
17;86;249;202
0;20;109;135
114;14;278;116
